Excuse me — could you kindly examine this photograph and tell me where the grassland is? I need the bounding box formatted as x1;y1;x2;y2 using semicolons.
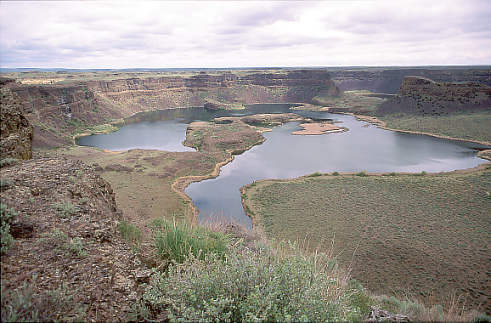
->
310;90;388;114
4;69;289;85
379;111;491;144
49;116;274;245
242;169;491;313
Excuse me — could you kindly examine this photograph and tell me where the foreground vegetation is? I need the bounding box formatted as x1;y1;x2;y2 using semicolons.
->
242;169;491;314
129;219;485;322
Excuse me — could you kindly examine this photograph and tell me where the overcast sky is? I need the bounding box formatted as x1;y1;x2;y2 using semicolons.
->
1;0;490;68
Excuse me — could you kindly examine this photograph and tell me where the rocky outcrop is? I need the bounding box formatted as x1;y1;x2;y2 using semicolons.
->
331;68;491;93
0;156;147;321
376;76;491;116
0;82;33;160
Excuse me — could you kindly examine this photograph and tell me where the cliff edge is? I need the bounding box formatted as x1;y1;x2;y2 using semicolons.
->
376;76;491;116
0;78;33;160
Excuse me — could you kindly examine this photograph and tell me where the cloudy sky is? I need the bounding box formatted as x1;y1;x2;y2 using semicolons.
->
1;0;490;68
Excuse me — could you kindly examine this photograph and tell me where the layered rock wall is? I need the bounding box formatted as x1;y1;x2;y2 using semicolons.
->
331;68;491;93
0;79;33;159
377;76;491;116
7;70;340;147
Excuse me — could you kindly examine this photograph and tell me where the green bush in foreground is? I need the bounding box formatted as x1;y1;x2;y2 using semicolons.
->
140;241;371;322
1;203;17;254
152;218;229;263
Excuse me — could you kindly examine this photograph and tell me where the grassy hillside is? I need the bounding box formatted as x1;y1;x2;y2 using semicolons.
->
379;111;491;144
242;169;491;314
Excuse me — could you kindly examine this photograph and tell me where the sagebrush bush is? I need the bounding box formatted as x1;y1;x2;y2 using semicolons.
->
152;218;229;263
0;178;14;189
1;203;17;254
52;201;79;218
140;241;368;322
0;158;18;168
1;281;86;322
67;237;87;258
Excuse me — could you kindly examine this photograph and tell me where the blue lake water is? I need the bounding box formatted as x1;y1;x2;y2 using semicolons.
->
77;104;489;228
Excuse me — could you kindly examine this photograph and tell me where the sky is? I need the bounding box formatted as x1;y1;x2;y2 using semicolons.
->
1;0;490;69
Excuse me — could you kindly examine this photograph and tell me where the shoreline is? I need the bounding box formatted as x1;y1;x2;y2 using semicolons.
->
241;160;491;231
171;136;267;223
344;112;491;147
70;105;491;226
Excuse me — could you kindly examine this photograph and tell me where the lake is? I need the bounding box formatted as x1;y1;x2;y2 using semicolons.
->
77;104;489;228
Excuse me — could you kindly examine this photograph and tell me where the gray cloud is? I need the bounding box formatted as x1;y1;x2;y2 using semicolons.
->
0;0;489;68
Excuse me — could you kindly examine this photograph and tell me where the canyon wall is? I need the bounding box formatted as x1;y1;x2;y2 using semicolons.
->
377;76;491;116
6;70;340;147
330;68;491;93
0;78;33;159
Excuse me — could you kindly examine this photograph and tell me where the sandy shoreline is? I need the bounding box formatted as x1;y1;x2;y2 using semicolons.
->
291;122;346;135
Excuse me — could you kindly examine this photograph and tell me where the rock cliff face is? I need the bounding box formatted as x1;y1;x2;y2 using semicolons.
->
7;70;340;147
0;156;147;321
0;79;33;159
331;68;491;93
376;76;491;116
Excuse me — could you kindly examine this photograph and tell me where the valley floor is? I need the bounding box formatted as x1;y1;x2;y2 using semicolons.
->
242;166;491;314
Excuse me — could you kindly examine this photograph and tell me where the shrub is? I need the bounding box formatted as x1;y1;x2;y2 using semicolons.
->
39;229;86;258
152;219;228;263
341;279;375;321
67;237;87;258
332;171;340;176
0;158;18;168
356;171;368;177
140;243;353;322
1;203;17;254
309;172;322;177
0;178;14;189
117;221;142;244
52;201;79;218
1;281;86;322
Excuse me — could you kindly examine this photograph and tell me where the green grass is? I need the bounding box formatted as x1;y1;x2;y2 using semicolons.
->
311;90;386;113
379;111;491;143
243;170;491;311
117;221;142;244
152;218;229;263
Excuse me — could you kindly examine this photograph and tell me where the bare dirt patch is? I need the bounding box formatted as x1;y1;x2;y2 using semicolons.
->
291;122;346;135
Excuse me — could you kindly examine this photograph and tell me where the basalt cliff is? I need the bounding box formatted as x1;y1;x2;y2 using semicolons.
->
377;76;491;116
0;78;33;160
4;70;340;147
330;67;491;93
